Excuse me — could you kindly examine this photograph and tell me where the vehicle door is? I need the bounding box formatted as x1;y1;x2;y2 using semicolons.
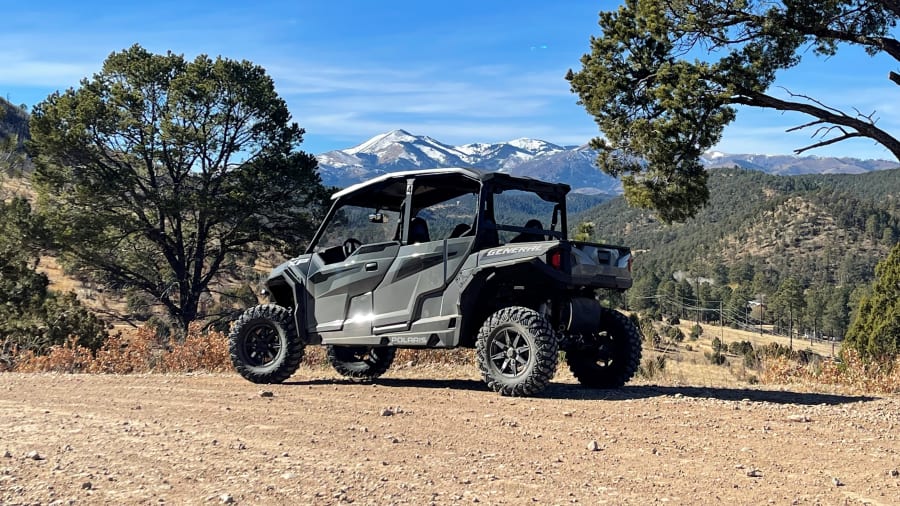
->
371;179;478;332
304;204;402;337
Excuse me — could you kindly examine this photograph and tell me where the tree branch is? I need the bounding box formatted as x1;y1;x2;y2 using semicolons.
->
891;71;900;86
731;90;900;160
794;132;863;155
807;27;900;62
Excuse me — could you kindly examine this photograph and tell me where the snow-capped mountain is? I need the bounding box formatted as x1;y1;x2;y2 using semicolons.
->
316;130;899;192
316;129;619;193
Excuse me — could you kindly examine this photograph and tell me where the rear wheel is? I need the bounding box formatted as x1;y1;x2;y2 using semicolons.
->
327;345;396;381
476;306;558;397
229;304;305;384
566;309;641;388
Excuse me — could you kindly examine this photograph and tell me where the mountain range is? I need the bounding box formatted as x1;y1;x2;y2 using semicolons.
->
315;129;899;193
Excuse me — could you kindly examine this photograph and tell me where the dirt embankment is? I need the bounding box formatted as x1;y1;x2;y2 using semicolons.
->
1;368;899;505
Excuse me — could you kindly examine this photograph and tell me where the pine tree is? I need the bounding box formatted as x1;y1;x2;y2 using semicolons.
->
845;243;900;360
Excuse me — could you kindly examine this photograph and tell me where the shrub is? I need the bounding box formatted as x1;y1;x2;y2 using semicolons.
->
637;354;667;379
665;325;685;342
639;316;657;338
705;350;727;366
743;349;760;369
711;337;724;353
15;337;94;373
89;327;158;374
689;324;703;340
161;323;230;372
728;340;754;356
13;323;231;374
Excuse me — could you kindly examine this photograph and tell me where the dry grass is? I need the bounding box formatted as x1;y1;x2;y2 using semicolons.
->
14;323;230;374
683;321;835;357
7;317;899;395
636;319;900;394
9;326;479;375
762;349;900;394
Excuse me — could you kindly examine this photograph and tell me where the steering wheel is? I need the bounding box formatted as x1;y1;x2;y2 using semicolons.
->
342;238;362;257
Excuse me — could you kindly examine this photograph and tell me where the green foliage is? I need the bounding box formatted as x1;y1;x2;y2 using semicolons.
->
772;277;805;336
568;0;900;221
689;324;702;340
664;324;685;342
0;198;106;360
573;221;595;241
28;44;328;332
845;242;900;360
727;340;754;356
710;336;723;353
705;350;727;366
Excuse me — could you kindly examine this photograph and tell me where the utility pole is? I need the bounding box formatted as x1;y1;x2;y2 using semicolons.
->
759;294;765;336
720;300;724;341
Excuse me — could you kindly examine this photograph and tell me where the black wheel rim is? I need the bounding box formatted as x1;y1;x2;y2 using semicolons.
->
242;322;283;367
586;332;615;368
488;325;532;378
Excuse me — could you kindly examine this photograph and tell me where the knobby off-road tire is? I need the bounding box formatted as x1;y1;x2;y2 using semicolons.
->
476;306;558;397
229;304;305;384
566;308;641;388
326;346;396;381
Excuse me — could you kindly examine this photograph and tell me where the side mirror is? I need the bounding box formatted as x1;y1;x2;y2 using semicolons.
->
368;212;385;224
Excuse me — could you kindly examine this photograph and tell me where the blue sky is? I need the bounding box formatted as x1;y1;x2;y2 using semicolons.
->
2;0;898;160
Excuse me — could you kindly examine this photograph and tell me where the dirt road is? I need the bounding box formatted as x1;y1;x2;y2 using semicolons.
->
1;367;899;505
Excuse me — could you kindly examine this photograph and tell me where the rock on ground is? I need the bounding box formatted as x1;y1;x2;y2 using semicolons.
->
1;369;898;504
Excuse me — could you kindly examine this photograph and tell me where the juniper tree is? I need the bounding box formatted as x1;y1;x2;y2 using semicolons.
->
568;0;900;221
29;45;328;333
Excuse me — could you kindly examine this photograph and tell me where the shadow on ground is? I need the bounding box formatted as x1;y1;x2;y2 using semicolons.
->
285;377;875;406
543;383;875;405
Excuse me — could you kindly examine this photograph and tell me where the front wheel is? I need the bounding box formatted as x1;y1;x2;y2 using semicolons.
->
327;345;396;381
229;304;305;384
476;306;558;397
566;309;642;388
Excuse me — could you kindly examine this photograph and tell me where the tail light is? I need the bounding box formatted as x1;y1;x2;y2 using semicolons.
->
627;255;633;273
548;249;562;270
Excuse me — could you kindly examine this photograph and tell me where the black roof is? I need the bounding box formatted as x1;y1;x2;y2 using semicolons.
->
331;167;570;207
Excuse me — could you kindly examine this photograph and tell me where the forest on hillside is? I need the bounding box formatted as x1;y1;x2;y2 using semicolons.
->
575;168;900;341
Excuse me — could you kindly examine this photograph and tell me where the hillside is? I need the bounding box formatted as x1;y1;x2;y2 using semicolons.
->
576;168;900;336
0;97;29;148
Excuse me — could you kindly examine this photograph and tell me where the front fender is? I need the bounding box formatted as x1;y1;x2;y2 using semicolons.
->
264;256;315;344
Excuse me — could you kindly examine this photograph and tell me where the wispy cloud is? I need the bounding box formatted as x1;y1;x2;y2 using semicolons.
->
266;56;588;149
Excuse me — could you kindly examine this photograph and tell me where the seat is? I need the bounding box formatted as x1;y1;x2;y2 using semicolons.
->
408;216;430;243
510;219;545;243
448;223;471;238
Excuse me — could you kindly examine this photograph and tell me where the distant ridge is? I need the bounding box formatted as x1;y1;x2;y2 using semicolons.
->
316;130;899;193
